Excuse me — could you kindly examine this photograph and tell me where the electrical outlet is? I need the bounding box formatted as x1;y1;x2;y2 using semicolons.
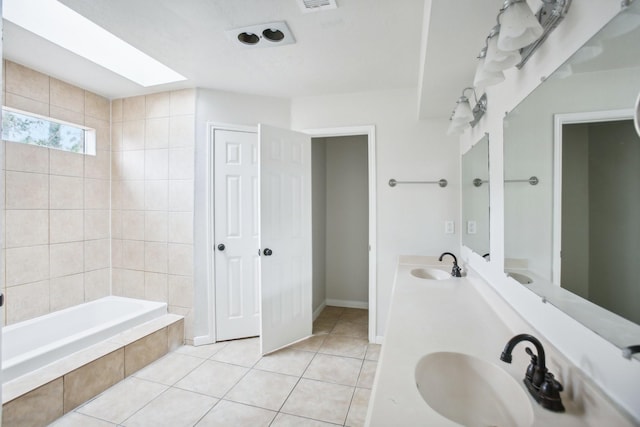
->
467;220;477;234
445;220;455;234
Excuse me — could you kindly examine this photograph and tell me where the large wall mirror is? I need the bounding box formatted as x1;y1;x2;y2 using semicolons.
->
504;1;640;354
462;134;489;258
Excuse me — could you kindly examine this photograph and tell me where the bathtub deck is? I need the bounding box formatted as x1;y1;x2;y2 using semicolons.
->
2;314;184;427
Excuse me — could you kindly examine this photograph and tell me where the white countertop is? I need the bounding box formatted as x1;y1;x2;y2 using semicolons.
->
365;256;633;427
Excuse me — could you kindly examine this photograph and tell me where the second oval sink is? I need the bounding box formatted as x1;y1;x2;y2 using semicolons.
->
410;268;450;280
415;352;534;427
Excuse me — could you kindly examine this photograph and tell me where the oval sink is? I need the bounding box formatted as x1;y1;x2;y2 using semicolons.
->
410;268;451;280
507;271;533;284
415;352;533;427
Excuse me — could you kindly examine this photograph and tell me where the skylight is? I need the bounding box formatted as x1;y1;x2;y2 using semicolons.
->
3;0;186;87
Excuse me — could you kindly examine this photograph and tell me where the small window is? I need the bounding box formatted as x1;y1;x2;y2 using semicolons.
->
2;107;96;155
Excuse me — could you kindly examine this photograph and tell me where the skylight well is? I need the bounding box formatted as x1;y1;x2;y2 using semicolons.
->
3;0;186;87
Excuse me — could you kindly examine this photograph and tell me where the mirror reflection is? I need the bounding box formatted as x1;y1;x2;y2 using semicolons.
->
462;134;489;258
504;1;640;350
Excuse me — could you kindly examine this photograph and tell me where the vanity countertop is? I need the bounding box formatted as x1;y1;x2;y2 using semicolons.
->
365;255;635;427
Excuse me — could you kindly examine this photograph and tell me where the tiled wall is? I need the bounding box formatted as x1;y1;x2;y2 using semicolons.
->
2;61;111;325
111;91;195;340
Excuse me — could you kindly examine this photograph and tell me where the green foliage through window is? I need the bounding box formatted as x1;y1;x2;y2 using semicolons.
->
2;108;95;154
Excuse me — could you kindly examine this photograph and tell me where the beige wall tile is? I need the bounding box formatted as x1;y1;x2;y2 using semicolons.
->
64;349;125;413
168;243;193;276
50;149;84;177
123;95;146;120
168;275;193;308
84;268;111;301
50;273;85;311
145;180;169;211
4;92;49;116
50;78;84;113
50;241;84;278
145;211;168;242
169;306;193;341
111;150;123;181
6;246;49;287
122;240;145;270
145;92;170;118
112;122;123;152
85;239;110;271
168;212;193;244
145;271;168;302
6;60;50;103
85;116;111;152
6;280;50;324
169;115;195;147
111;209;123;239
120;180;145;210
124;329;168;376
122;210;145;241
49;105;84;125
122;120;145;151
84;178;110;209
84;151;110;179
168;319;185;351
168;180;194;212
119;269;145;299
5;209;49;248
111;239;123;269
121;150;145;180
111;268;125;296
145;117;170;148
50;210;84;243
170;89;196;116
50;175;83;209
112;99;123;123
6;171;49;209
84;92;110;121
84;209;110;240
6;141;49;173
145;242;168;273
145;149;169;180
2;378;63;427
169;147;194;180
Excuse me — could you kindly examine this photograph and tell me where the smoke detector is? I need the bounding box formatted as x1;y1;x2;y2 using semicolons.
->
298;0;338;13
226;21;296;48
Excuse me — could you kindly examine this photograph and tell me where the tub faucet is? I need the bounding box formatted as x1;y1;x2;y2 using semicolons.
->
500;334;565;412
438;252;462;277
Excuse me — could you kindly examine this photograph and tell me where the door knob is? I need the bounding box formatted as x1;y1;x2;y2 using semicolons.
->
263;248;273;256
217;244;225;251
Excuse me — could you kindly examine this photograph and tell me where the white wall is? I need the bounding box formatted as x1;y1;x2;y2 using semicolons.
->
292;88;460;338
192;88;291;340
325;136;368;306
459;0;640;419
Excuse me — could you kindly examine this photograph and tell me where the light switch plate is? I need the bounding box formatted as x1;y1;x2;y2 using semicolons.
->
445;220;455;234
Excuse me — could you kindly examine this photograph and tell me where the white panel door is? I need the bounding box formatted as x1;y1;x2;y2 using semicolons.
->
214;129;260;341
259;124;313;355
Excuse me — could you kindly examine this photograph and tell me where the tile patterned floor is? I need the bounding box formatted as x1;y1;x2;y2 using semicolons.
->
51;307;379;427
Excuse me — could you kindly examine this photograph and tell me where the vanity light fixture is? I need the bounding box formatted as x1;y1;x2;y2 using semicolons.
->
447;87;488;135
484;25;521;72
473;47;505;90
497;0;545;52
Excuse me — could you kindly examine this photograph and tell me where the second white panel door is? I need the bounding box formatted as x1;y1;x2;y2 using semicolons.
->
214;129;260;341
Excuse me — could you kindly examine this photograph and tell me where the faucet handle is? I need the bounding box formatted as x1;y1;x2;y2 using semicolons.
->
539;372;565;412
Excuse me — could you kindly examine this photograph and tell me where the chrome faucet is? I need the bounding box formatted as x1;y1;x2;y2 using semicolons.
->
438;252;462;277
500;334;565;412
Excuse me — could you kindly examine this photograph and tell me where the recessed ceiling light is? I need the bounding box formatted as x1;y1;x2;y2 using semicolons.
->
226;22;296;48
3;0;186;87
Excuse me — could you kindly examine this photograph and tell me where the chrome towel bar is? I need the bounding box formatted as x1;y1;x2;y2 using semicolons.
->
388;178;448;188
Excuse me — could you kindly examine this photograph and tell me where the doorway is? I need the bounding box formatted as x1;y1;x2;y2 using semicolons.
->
311;135;369;322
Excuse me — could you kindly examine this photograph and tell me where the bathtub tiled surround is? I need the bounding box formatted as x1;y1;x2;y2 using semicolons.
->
2;315;184;427
111;90;197;341
2;60;111;325
52;306;377;426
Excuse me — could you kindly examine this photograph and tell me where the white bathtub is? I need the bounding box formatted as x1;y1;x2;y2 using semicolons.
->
2;296;167;384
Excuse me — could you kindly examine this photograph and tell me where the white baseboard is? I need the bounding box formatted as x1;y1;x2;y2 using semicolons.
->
374;335;385;344
313;301;327;321
193;335;215;346
325;299;369;309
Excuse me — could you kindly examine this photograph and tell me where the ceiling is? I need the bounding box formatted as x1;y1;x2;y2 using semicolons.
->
2;0;504;119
